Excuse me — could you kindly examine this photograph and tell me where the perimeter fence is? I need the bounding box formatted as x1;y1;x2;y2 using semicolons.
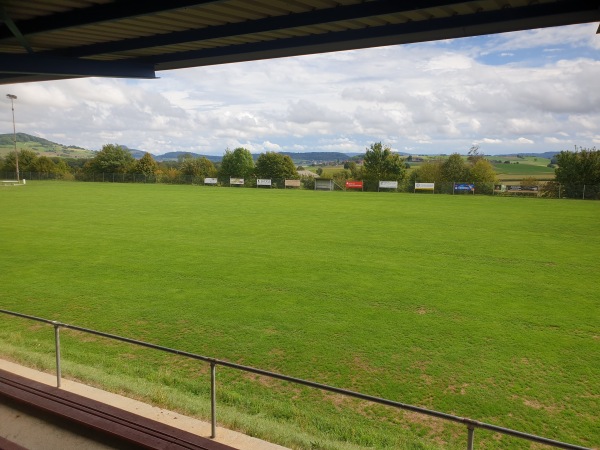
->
1;171;599;199
0;309;592;450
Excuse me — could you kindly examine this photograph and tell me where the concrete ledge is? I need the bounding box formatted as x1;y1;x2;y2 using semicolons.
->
0;359;289;450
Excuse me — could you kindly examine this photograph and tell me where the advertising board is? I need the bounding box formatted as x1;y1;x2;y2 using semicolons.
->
257;178;272;186
285;179;301;187
379;180;398;189
415;182;435;190
454;183;475;191
204;177;217;185
230;178;244;185
507;185;539;191
345;181;363;189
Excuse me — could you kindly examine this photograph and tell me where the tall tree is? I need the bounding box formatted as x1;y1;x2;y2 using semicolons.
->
469;158;497;184
555;147;600;199
363;142;406;185
467;144;484;163
441;153;468;182
218;147;255;182
3;149;39;173
133;152;159;176
34;156;62;174
409;159;443;184
180;155;217;178
84;144;134;174
255;152;298;180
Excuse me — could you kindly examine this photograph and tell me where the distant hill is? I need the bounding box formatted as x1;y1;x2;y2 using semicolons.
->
280;151;410;163
0;132;58;147
153;151;222;162
121;146;147;159
497;151;559;159
0;132;93;158
279;152;353;163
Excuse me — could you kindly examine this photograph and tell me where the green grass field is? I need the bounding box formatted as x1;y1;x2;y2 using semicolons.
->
492;162;555;179
1;182;598;449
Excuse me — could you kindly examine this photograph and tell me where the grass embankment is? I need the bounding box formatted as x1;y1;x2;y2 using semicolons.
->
0;182;598;449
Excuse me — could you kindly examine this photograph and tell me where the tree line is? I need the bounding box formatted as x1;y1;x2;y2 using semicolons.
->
0;144;299;184
1;143;598;197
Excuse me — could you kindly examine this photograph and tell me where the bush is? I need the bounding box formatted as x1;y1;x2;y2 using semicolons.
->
300;175;315;190
540;181;560;198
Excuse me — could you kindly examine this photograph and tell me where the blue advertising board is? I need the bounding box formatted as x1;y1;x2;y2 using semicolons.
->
454;183;475;192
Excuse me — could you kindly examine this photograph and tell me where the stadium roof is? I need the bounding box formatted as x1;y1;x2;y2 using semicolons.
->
0;0;599;85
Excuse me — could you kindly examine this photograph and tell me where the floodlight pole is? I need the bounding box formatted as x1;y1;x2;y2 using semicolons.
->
6;94;18;181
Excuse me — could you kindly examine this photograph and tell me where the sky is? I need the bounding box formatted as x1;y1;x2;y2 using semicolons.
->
2;22;599;157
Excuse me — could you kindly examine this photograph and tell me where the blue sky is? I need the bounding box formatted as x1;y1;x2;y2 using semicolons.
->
3;22;599;156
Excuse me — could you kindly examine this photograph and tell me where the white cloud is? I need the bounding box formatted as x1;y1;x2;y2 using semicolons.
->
3;23;599;156
263;141;282;151
423;53;473;72
515;138;535;145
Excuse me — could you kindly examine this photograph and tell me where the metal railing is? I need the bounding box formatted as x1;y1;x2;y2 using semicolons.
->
0;309;591;450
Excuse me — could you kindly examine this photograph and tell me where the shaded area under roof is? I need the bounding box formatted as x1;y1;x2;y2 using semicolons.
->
0;0;599;85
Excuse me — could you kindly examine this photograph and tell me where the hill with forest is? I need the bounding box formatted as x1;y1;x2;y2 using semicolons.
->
0;133;93;158
153;151;221;162
279;152;355;163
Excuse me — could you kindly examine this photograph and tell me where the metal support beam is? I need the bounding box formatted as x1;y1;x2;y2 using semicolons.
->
0;1;226;41
51;0;473;58
0;6;34;53
153;0;600;70
0;54;156;79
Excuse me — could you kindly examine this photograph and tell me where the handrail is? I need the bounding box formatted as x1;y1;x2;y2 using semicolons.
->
0;309;592;450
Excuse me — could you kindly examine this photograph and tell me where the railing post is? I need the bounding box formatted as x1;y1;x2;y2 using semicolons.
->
467;425;475;450
53;321;61;388
210;362;217;438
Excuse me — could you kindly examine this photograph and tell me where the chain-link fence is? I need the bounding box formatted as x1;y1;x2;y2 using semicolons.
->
2;171;599;199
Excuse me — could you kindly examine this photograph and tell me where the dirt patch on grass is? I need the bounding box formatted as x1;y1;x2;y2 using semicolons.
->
420;374;434;386
445;383;469;395
268;348;285;357
411;360;430;371
512;395;564;414
350;355;381;375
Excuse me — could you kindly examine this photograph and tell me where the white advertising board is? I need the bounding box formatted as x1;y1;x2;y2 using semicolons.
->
230;178;244;185
379;180;398;189
415;182;435;190
257;178;272;186
204;177;218;185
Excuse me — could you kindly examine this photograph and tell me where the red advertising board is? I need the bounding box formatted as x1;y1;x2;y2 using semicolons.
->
345;181;363;189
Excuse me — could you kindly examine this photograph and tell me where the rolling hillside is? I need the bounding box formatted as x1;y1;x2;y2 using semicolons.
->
0;133;93;159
